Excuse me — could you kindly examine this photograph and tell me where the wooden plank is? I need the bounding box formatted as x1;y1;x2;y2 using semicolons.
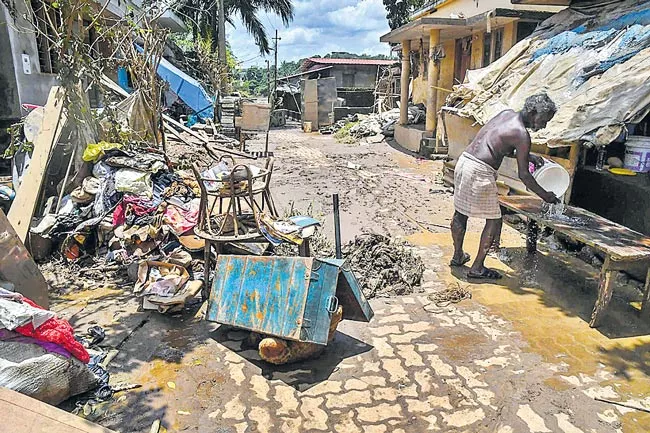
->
8;86;65;242
0;387;116;433
0;210;49;308
500;196;650;260
590;256;616;327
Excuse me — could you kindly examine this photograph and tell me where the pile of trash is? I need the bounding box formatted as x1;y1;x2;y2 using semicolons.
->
324;104;426;144
342;233;425;299
29;139;207;304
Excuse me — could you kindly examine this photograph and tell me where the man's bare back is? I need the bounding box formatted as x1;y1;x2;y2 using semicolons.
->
465;110;527;171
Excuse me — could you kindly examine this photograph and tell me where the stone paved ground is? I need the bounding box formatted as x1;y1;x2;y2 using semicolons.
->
50;127;650;432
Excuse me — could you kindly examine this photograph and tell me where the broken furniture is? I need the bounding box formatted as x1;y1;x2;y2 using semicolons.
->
206;255;374;345
191;160;271;296
499;195;650;327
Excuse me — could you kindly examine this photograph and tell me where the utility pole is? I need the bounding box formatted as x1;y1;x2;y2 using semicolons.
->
266;59;270;101
265;31;280;157
217;0;227;92
272;30;281;99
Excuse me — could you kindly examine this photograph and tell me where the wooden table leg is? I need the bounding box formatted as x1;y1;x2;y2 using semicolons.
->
526;220;539;254
640;265;650;321
202;240;212;301
590;256;616;328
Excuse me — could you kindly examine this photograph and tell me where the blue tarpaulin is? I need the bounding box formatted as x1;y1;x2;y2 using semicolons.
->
135;45;214;120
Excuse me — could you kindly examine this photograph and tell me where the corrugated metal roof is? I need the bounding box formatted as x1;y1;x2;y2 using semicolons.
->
301;58;396;71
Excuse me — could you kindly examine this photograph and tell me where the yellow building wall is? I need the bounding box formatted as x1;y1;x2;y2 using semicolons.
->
427;0;564;17
437;39;456;114
502;22;518;52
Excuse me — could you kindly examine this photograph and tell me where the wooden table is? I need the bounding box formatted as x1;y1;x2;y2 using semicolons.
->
499;195;650;327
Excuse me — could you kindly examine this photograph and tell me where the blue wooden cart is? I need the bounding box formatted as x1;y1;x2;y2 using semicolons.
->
205;255;374;345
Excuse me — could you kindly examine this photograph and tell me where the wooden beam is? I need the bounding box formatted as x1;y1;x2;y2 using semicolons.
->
8;86;66;242
0;210;49;308
163;115;256;160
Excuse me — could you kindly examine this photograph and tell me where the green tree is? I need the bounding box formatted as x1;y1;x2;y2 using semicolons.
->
178;0;294;55
382;0;425;30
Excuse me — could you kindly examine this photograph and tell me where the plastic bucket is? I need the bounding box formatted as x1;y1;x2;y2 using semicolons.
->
532;159;570;198
624;135;650;173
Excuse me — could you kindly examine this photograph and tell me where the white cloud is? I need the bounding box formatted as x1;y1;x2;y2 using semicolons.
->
227;0;392;66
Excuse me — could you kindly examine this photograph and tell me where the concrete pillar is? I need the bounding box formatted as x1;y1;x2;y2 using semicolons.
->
400;40;411;125
426;29;441;135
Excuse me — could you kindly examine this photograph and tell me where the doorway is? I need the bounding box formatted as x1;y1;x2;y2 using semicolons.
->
454;36;472;84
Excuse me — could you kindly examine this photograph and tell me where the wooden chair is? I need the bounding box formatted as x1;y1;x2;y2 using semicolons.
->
250;157;278;217
192;161;269;298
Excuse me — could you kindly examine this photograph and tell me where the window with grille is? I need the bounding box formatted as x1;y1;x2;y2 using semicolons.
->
482;27;505;67
493;28;504;61
30;0;60;74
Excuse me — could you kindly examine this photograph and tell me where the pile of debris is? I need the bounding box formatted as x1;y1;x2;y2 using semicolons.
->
324;104;426;144
342;233;425;299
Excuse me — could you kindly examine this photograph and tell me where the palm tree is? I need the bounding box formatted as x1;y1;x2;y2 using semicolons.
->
177;0;294;55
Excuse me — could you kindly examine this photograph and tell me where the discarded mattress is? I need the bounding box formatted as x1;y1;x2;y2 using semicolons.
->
206;255;374;345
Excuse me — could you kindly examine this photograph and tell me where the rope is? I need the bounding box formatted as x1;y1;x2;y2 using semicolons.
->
423;283;472;313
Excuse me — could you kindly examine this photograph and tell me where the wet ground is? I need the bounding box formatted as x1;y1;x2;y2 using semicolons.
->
48;126;650;432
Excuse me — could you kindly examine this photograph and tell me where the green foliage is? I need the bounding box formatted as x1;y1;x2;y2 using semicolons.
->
3;122;32;159
334;120;359;144
278;60;301;77
234;65;269;96
177;0;294;55
382;0;426;30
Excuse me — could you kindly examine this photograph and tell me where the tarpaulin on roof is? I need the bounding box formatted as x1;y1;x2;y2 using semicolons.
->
448;0;650;148
136;45;214;120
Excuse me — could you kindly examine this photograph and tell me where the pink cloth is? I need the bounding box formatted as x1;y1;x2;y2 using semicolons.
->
113;195;159;226
163;198;200;235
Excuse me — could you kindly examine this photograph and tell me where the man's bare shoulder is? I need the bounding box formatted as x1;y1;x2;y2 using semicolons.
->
498;111;529;141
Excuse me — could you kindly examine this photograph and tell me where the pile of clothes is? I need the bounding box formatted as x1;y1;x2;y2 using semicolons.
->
0;286;98;404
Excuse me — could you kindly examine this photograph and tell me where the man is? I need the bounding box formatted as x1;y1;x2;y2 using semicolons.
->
451;93;560;280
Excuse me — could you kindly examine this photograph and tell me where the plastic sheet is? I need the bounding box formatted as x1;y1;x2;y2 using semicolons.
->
450;0;650;148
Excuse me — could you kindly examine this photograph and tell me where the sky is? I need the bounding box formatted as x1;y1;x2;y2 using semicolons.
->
227;0;393;68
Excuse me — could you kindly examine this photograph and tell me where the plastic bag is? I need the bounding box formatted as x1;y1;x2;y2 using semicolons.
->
114;169;153;198
82;141;122;163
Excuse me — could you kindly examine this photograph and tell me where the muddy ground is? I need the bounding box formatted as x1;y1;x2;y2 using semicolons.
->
45;125;650;432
